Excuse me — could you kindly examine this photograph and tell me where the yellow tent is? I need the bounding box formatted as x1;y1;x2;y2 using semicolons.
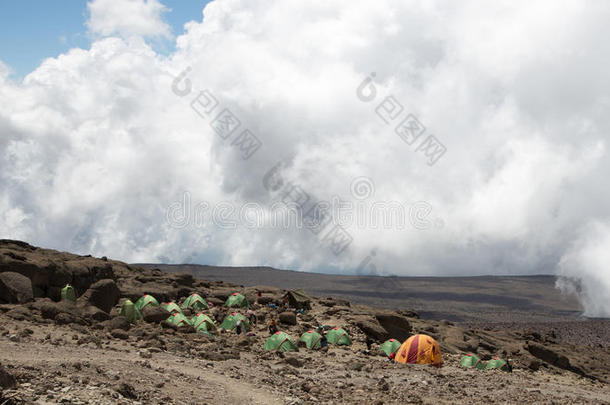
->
394;334;443;367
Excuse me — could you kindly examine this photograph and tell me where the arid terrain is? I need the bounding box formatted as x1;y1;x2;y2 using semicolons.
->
1;240;609;404
143;264;584;322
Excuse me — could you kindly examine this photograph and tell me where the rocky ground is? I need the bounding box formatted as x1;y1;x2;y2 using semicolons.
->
1;240;609;404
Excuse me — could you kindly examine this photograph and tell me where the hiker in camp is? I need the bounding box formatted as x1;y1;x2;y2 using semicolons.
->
269;319;278;335
212;307;224;324
319;332;328;351
235;320;243;335
366;336;374;350
247;309;257;326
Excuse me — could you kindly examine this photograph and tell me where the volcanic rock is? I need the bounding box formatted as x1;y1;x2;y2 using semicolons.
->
0;272;33;304
279;311;297;325
77;279;120;313
142;306;170;323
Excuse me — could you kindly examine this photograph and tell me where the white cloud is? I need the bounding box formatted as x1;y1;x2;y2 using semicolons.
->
1;0;610;314
557;221;610;317
86;0;171;39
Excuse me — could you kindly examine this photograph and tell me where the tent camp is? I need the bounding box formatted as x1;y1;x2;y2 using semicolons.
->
460;353;485;370
485;357;511;372
300;330;323;349
326;327;352;346
219;312;250;331
166;312;191;327
182;293;209;310
283;289;312;310
191;312;216;333
395;334;443;367
60;284;76;302
119;299;142;324
135;294;159;311
161;301;183;315
263;331;298;352
225;293;249;308
380;339;402;357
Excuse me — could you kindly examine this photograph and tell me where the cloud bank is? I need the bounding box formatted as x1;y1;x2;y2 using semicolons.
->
1;0;609;316
86;0;171;39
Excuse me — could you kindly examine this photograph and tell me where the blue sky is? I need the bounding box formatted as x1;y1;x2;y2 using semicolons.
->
0;0;211;79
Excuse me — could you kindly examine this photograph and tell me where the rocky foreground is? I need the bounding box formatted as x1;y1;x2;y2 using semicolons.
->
0;240;608;404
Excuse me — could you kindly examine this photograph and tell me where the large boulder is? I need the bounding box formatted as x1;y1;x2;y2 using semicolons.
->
354;316;389;341
527;343;571;370
171;273;194;286
375;311;412;342
40;300;79;320
142;306;170;323
0;272;33;304
206;297;225;307
103;316;130;331
81;305;111;322
6;306;32;321
0;364;17;389
279;311;297;325
78;279;120;313
0;241;116;300
116;278;190;304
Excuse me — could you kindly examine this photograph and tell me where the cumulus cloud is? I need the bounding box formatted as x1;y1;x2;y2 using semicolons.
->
86;0;171;39
1;0;610;315
557;221;610;318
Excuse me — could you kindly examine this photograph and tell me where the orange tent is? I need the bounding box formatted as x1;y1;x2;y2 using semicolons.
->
395;334;443;367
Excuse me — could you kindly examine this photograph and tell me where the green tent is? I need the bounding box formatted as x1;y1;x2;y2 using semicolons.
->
182;293;209;310
219;312;250;331
300;330;323;349
119;299;142;324
135;294;159;311
161;301;183;315
166;312;192;327
60;284;76;302
225;292;249;308
326;327;352;346
460;353;485;370
485;357;511;372
191;312;216;333
380;339;402;357
263;331;298;352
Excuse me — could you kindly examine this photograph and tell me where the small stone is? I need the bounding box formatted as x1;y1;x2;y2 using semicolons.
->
139;350;152;359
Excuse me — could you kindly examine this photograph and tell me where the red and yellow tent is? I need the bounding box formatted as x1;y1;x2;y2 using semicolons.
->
395;334;443;367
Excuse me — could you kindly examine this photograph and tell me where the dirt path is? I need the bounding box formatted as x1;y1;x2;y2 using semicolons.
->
0;336;283;404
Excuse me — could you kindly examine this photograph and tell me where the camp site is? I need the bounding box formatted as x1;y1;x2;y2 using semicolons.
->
1;241;608;403
2;1;610;403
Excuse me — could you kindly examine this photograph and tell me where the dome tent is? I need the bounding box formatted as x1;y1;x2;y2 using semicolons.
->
182;293;209;311
135;294;159;312
380;339;402;357
395;334;443;367
263;331;298;352
225;292;249;308
300;330;323;349
161;301;183;315
166;312;191;327
326;327;352;346
219;312;250;331
485;357;511;372
191;312;216;333
119;299;142;324
460;353;485;370
60;284;76;302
